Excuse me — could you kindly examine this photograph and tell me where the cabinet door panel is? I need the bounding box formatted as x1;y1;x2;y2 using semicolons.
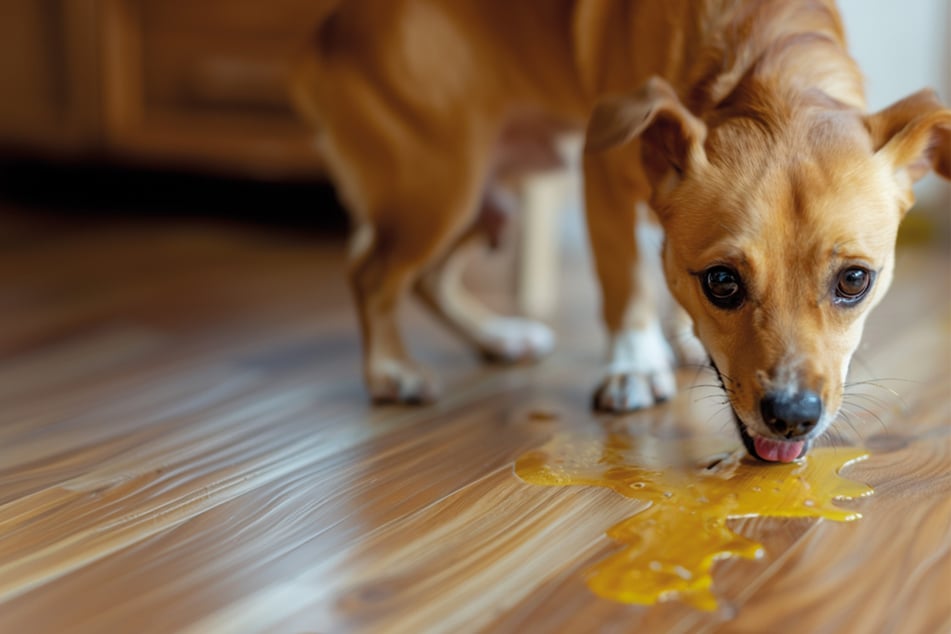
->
103;0;324;177
0;0;100;154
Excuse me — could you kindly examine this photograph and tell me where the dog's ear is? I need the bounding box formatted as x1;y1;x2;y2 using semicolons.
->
865;88;951;184
585;76;707;174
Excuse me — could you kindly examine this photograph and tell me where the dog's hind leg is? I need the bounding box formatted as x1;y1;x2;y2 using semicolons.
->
414;184;555;364
584;143;677;411
343;137;490;404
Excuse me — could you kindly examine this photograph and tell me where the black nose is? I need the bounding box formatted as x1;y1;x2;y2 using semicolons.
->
760;390;822;437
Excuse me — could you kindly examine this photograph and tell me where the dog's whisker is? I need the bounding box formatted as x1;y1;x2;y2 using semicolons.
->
690;363;707;389
716;370;739;385
843;383;908;410
835;409;865;443
706;405;734;429
684;383;728;390
684;384;736;397
843;379;909;409
716;418;735;435
827;433;840;452
841;400;887;425
840;402;889;434
843;391;899;413
844;377;919;392
692;393;731;402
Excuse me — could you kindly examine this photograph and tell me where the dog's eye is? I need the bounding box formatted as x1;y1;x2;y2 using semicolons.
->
835;267;873;304
701;266;745;309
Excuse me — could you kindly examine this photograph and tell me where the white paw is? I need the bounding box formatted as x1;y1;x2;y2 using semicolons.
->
368;359;438;404
593;323;677;412
479;317;556;363
593;369;677;411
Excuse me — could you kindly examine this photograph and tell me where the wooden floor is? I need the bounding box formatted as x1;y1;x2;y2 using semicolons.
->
0;205;948;633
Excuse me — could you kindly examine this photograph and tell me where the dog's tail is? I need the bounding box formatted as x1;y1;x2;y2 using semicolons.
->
288;0;345;134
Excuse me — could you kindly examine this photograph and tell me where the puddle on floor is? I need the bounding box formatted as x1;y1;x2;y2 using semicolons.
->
515;430;872;611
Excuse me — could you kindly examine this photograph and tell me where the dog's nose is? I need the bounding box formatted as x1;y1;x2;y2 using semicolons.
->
760;390;822;437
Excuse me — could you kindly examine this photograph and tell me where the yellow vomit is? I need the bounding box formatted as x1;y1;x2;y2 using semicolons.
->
515;431;872;611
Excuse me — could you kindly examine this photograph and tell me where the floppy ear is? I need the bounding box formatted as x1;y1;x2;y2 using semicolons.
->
585;76;707;174
865;88;951;184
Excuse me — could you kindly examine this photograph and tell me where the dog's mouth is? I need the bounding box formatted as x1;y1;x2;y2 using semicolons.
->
709;362;813;463
734;417;810;463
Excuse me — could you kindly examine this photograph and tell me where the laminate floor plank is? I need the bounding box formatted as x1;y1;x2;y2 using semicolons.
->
0;210;947;633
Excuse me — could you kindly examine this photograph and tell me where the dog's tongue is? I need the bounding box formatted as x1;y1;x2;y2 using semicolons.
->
753;436;805;463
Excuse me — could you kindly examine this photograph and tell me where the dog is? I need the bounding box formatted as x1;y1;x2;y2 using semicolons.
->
292;0;950;462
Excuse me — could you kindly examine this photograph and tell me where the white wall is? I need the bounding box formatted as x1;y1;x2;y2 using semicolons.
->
837;0;950;213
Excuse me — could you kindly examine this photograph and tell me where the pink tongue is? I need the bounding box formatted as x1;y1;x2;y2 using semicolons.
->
754;436;805;463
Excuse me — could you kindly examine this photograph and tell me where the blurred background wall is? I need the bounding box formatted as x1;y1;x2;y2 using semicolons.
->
838;0;950;216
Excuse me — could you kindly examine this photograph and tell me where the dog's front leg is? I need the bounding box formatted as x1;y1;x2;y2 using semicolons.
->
584;145;677;411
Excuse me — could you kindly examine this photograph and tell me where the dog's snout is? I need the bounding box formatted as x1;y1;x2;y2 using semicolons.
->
760;390;822;437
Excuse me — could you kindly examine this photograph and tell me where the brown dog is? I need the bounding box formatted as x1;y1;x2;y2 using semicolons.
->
292;0;950;462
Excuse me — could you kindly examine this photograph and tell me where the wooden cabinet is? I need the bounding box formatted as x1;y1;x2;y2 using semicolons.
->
0;0;326;179
0;1;102;155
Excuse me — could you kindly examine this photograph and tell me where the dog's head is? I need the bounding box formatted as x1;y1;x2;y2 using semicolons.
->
587;77;950;462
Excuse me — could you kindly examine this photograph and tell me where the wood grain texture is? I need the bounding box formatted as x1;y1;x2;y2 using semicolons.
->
0;209;948;633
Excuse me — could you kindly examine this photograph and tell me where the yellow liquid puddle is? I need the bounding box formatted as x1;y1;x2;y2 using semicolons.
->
515;431;872;611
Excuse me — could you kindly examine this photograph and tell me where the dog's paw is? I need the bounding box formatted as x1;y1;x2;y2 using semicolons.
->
593;368;677;411
367;360;438;404
478;317;555;363
593;324;677;412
